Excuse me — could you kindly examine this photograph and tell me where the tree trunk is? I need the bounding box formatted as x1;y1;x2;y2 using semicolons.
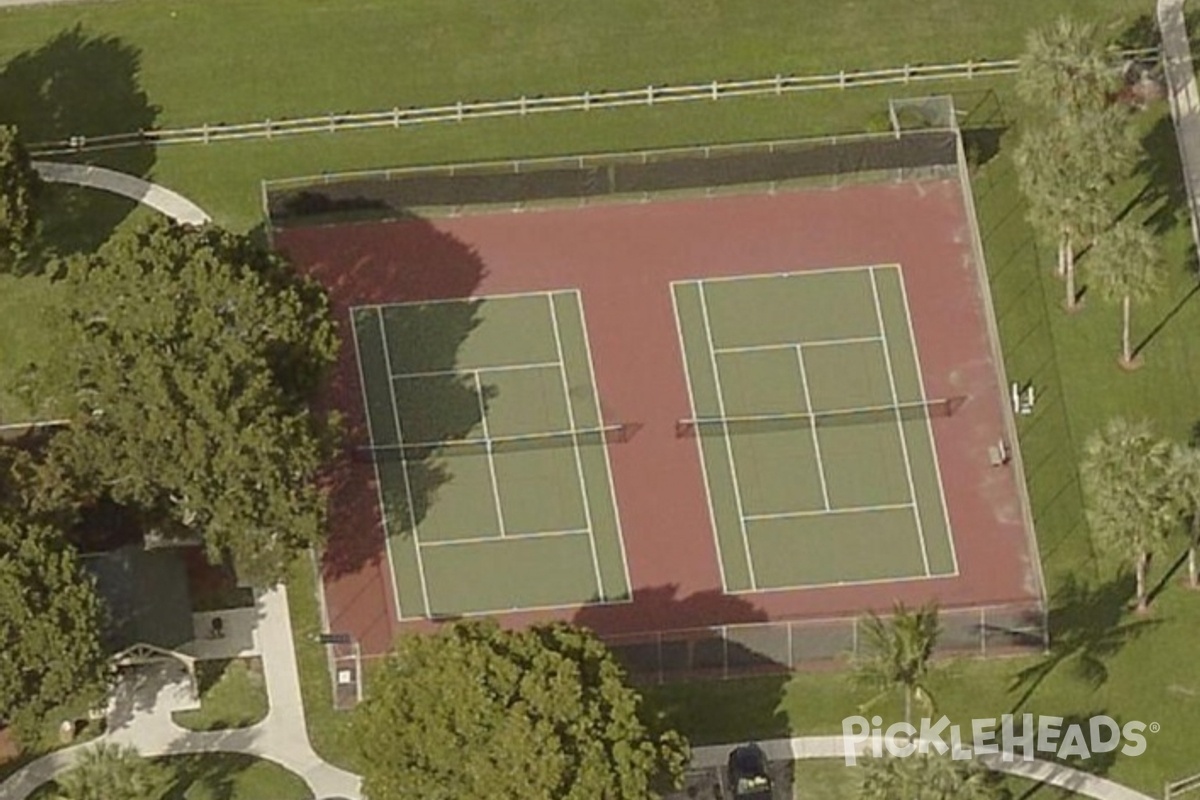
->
1058;230;1069;277
904;686;912;726
1135;550;1149;612
1191;513;1199;589
1064;234;1077;308
1122;295;1133;364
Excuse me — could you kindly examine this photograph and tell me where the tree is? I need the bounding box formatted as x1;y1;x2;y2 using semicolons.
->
1087;219;1163;366
1017;17;1117;116
0;515;107;739
353;620;689;800
852;603;940;725
859;753;1007;800
0;124;41;273
1081;417;1176;612
51;743;173;800
44;219;339;585
1168;443;1200;589
1013;106;1135;310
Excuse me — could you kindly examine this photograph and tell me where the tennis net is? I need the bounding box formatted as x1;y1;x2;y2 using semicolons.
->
675;397;960;438
355;423;629;461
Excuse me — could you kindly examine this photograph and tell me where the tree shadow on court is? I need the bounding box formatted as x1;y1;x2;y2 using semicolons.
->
1007;574;1158;713
575;586;794;744
0;25;159;259
278;212;490;580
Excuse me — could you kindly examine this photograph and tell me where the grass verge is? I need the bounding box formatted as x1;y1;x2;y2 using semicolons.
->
172;658;269;732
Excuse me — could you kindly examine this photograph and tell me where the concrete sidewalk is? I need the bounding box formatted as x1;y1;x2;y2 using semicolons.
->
690;737;1158;800
0;587;361;800
32;161;211;227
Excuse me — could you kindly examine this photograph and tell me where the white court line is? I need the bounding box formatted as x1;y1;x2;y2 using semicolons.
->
698;282;759;591
547;293;605;600
373;307;435;618
349;310;408;622
472;370;508;537
744;502;914;522
892;264;961;576
424;594;631;620
350;287;562;312
792;344;831;510
669;282;730;593
392;361;560;381
724;568;951;596
868;268;932;577
573;289;635;599
673;262;896;286
420;528;591;548
713;336;882;355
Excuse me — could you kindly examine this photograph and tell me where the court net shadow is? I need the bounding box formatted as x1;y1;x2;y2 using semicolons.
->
0;25;158;259
1007;574;1157;713
276;214;488;580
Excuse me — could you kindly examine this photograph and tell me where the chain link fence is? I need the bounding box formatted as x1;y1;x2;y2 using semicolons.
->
605;601;1047;683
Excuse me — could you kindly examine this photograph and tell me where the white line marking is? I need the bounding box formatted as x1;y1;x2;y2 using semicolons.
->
892;264;960;575
374;307;435;618
698;282;759;591
673;263;897;286
472;370;508;537
723;566;958;596
744;502;914;521
421;528;591;548
868;268;932;576
423;594;634;620
350;288;562;312
669;282;730;593
392;361;560;380
547;293;605;600
573;289;635;598
713;336;883;355
791;344;831;510
349;309;408;622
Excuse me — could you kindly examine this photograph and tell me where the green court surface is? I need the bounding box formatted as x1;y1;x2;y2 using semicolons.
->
672;265;957;593
351;291;631;618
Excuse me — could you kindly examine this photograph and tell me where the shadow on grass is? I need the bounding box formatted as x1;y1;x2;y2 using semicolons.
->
1133;279;1200;358
1008;574;1158;713
159;753;312;800
1125;112;1189;239
0;24;158;256
574;586;791;747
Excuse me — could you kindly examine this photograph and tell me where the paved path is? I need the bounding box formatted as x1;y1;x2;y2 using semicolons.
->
691;736;1158;800
0;587;361;800
1159;0;1200;251
32;161;211;227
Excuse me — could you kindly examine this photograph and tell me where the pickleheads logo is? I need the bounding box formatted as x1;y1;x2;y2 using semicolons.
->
841;715;1157;766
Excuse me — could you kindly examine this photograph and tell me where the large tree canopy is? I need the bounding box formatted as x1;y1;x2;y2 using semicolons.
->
0;124;41;274
353;620;689;800
858;753;1006;800
45;219;339;585
0;514;106;737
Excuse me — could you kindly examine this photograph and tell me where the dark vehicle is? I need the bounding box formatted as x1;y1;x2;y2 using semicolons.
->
726;743;774;799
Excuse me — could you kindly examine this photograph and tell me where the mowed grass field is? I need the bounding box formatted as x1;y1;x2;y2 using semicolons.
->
7;0;1200;796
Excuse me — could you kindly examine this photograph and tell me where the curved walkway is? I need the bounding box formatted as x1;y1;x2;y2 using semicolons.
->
32;161;211;226
691;737;1157;800
0;587;361;800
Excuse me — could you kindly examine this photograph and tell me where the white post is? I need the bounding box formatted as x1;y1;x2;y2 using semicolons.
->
392;107;400;127
711;80;718;99
775;74;783;95
456;100;463;122
647;85;654;105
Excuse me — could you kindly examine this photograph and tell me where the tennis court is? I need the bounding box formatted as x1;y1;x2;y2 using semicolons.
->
351;290;631;618
672;265;958;593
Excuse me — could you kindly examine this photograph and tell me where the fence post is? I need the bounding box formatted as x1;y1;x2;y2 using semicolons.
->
904;64;911;84
851;616;859;656
583;90;590;110
520;96;527;116
839;70;847;88
647;85;654;105
980;608;987;658
967;60;974;79
202;124;209;144
265;119;272;140
456;101;464;122
657;632;664;685
722;628;729;680
329;114;336;133
775;74;783;95
711;80;718;100
786;621;794;667
392;107;400;127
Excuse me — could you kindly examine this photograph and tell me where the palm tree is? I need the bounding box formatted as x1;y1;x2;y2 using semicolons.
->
859;752;1004;800
52;743;173;800
1017;16;1117;116
1013;107;1133;310
852;603;940;724
1081;418;1176;612
1087;219;1163;366
1168;443;1200;588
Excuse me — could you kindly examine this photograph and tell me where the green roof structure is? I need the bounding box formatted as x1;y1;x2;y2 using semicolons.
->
82;545;194;653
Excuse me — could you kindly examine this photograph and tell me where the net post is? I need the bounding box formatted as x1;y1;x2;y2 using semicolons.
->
979;607;987;658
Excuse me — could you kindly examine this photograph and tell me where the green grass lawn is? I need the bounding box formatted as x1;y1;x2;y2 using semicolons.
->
172;659;269;732
27;752;313;800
